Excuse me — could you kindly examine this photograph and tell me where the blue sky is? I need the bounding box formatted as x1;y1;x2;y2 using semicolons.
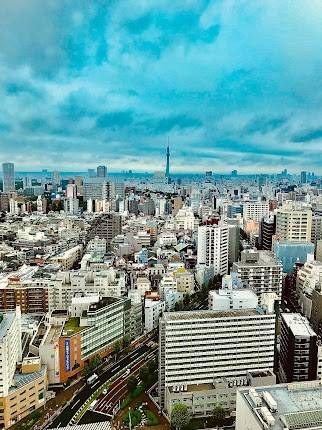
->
1;0;322;173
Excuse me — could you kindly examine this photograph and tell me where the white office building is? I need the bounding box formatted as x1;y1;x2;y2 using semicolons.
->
159;308;276;409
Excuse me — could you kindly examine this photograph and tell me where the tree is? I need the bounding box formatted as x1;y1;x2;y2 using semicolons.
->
113;340;122;354
212;404;226;426
139;365;150;386
123;335;131;348
171;403;190;430
127;375;138;393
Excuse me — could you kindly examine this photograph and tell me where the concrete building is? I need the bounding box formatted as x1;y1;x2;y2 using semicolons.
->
276;200;312;242
97;165;107;178
145;297;165;332
159;308;276;410
232;249;283;304
208;288;258;311
236;380;322;430
2;163;15;193
259;216;275;250
50;245;83;269
87;213;122;246
197;222;229;275
243;201;269;222
227;219;240;265
0;308;46;428
296;260;322;319
279;313;318;383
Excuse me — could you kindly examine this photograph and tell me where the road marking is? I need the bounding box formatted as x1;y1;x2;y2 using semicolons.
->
57;422;61;428
92;380;100;388
71;399;80;409
113;365;120;371
131;352;139;358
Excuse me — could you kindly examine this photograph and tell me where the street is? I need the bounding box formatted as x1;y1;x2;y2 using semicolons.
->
47;339;156;429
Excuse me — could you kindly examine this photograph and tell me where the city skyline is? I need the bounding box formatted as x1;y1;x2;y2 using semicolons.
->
1;1;322;172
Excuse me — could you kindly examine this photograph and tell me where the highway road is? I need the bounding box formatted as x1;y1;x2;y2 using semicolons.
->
47;340;156;429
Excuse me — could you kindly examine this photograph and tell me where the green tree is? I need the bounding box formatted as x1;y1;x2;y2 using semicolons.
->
127;375;138;393
171;403;191;430
213;404;226;426
148;358;157;373
83;364;92;377
123;335;131;348
139;365;150;386
113;339;122;354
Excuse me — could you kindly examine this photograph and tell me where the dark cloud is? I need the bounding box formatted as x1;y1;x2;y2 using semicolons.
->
292;128;322;142
244;116;288;134
96;111;134;129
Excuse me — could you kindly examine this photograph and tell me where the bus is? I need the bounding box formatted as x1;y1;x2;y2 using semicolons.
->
87;373;99;385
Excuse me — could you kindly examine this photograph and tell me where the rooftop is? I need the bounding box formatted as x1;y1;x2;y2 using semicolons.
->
163;308;265;321
63;317;84;335
282;313;316;338
9;365;46;393
239;380;322;430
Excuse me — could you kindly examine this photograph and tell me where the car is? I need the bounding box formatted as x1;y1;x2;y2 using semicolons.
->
103;388;108;395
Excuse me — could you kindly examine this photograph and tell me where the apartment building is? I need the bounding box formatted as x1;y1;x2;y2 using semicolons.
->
243;201;270;222
0;309;47;428
232;249;283;304
276;200;312;242
158;308;276;411
50;244;83;269
279;313;318;383
197;222;229;275
296;260;322;319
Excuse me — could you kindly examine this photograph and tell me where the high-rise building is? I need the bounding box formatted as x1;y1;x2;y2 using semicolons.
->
88;168;96;178
197;222;229;275
259;216;276;250
301;171;307;184
52;171;60;186
0;309;22;397
83;177;108;201
66;183;77;199
2;163;15;193
97;165;107;178
243;201;270;222
87;213;122;246
232;249;283;304
159;308;276;409
279;313;317;383
276;201;312;242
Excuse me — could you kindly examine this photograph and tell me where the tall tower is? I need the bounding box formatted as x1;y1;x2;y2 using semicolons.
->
165;138;170;178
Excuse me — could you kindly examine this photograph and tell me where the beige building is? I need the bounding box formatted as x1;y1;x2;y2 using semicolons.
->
0;358;47;429
276;200;312;242
50;244;83;269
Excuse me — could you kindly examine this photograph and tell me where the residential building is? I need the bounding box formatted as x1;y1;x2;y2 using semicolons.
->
259;216;275;250
159;308;276;410
276;200;312;242
145;297;165;332
197;222;229;275
279;313;318;383
232;249;283;304
243;201;269;222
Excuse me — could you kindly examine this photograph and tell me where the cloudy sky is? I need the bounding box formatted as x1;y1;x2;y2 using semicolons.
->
1;0;322;173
